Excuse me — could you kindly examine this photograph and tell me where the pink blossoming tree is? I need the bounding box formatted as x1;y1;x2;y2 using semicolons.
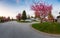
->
31;2;52;23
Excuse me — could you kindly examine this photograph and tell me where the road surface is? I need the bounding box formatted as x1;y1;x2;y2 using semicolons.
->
0;21;60;38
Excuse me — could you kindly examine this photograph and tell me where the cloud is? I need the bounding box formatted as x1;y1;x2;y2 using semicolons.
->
0;3;18;19
0;0;60;19
16;0;19;3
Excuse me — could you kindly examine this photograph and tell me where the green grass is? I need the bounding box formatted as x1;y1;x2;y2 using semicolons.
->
32;22;60;34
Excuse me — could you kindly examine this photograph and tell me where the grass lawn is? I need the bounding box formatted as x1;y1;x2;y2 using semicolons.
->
32;22;60;34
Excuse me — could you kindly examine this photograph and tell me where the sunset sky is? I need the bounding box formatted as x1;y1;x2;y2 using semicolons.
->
0;0;60;19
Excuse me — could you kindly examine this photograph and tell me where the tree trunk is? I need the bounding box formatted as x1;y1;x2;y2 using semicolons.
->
40;17;43;23
40;19;43;23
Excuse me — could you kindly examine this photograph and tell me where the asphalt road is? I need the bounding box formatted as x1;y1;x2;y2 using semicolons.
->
0;21;60;38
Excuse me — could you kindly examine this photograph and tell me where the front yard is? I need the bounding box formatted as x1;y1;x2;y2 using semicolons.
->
32;22;60;34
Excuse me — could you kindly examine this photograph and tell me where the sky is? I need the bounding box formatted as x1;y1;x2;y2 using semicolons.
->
0;0;60;19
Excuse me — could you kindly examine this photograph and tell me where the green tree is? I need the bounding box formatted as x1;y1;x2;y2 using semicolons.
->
22;10;27;20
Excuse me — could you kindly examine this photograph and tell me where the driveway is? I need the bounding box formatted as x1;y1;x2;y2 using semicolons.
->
0;21;60;38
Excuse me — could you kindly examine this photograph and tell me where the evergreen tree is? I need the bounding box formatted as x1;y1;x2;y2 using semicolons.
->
22;10;27;20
